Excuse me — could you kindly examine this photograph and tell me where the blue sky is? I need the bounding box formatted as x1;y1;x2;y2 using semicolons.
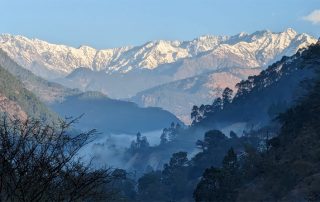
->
0;0;319;48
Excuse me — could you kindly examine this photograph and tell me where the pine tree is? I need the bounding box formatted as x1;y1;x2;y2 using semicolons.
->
212;97;223;111
222;87;233;106
191;105;200;124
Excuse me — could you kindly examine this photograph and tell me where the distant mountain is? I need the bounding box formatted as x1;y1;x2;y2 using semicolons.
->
131;68;261;123
0;29;316;92
0;29;316;124
50;91;183;134
0;50;182;133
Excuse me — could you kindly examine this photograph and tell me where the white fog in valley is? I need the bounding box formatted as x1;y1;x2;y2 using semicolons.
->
78;130;163;169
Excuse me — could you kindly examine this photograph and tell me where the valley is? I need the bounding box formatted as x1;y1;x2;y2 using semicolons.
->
0;2;319;200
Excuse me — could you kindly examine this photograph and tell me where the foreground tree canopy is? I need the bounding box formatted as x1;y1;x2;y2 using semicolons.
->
0;117;123;202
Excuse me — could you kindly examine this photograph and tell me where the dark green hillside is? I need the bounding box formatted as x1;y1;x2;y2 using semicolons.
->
236;41;320;201
193;42;320;201
0;49;80;103
0;49;182;133
193;44;318;130
0;65;57;121
125;42;320;202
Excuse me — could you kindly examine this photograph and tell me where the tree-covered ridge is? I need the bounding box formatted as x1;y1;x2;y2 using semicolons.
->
0;64;57;121
192;42;318;129
123;126;264;201
117;41;320;202
193;42;320;201
123;42;319;183
0;48;80;103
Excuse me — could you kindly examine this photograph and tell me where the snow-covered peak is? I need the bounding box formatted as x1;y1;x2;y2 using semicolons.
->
237;32;249;38
284;28;297;36
0;28;317;79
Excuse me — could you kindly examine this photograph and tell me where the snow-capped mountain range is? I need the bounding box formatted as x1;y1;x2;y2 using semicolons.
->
0;33;224;78
0;28;317;123
0;28;315;79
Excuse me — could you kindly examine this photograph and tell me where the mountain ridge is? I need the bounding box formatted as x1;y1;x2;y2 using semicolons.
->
0;64;58;121
0;48;80;103
0;50;182;133
1;29;316;124
50;91;183;134
131;68;261;123
0;28;316;80
194;43;319;130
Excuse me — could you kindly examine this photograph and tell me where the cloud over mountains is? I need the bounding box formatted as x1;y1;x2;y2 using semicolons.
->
303;9;320;24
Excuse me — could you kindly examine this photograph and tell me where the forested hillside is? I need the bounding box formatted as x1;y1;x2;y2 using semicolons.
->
0;64;57;121
0;49;80;103
0;49;183;134
1;1;318;201
115;41;320;201
192;43;318;130
194;41;320;201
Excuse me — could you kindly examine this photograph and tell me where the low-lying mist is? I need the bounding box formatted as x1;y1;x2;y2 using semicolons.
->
77;130;163;169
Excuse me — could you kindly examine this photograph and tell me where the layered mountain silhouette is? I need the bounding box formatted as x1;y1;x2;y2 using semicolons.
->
0;50;182;133
0;29;316;123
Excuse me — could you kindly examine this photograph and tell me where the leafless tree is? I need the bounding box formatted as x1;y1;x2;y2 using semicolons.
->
0;116;120;202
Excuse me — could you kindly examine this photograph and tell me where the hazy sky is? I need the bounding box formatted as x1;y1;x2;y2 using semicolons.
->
0;0;319;48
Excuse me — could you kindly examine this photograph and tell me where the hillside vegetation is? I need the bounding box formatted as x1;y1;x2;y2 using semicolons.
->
0;64;57;121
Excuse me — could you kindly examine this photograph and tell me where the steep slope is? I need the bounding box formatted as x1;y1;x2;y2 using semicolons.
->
189;65;320;202
0;50;183;134
122;41;320;182
50;91;183;134
0;65;57;121
0;49;180;134
234;43;320;201
0;49;80;103
195;41;320;131
131;68;260;123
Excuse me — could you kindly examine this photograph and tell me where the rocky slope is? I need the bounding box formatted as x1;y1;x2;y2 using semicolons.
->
0;93;27;121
